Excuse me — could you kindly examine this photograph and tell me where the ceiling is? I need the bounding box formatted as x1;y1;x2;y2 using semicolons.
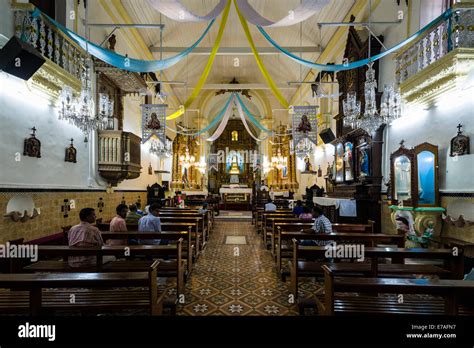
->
119;0;357;123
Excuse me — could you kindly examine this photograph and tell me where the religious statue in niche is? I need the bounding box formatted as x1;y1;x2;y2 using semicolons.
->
148;163;153;175
318;165;322;177
325;162;333;179
343;142;354;181
231;130;239;141
146;112;161;130
304;156;312;172
296;114;312;133
65;138;77;163
359;147;370;177
450;124;470;157
23;127;41;158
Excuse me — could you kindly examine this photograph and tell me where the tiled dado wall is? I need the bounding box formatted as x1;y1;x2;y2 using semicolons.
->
0;191;147;243
380;194;474;244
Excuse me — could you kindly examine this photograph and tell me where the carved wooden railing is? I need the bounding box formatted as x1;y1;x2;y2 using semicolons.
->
98;131;142;186
13;5;86;82
395;5;474;85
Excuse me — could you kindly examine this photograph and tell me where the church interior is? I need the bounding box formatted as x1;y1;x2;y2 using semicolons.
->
0;0;473;341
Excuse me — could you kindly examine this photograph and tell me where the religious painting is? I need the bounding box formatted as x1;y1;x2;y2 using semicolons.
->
343;142;354;181
358;146;370;177
141;104;167;144
292;105;318;152
450;124;470;157
65;138;77;163
23;127;41;158
335;143;344;183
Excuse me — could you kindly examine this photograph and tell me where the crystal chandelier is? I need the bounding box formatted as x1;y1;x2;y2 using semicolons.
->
98;93;114;130
271;148;287;170
196;156;207;174
57;59;109;140
295;138;313;158
342;63;402;135
149;139;172;157
179;148;196;169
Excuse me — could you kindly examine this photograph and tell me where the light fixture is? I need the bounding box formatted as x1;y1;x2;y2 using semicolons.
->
196;156;207;174
271;148;287;170
57;59;109;140
149;139;172;157
179;148;196;169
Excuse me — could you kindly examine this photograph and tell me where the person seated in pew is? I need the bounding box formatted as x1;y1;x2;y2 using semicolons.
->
138;203;168;245
265;198;277;211
293;200;304;216
126;204;142;224
135;202;144;216
198;202;209;215
107;204;129;246
299;206;313;220
300;206;333;246
68;208;115;268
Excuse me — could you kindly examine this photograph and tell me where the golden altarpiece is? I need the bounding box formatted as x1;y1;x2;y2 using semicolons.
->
268;124;298;190
171;134;203;190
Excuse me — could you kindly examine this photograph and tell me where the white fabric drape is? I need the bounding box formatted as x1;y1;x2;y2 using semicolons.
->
206;95;235;142
235;100;269;142
147;0;227;22
235;0;330;27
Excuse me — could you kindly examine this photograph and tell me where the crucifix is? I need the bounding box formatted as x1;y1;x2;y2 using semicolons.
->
399;139;405;147
457;124;463;134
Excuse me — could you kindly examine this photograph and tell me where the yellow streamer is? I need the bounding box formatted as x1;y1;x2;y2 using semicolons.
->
234;0;289;109
167;0;231;120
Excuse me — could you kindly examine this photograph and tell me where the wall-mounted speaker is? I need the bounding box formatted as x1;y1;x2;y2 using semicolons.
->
0;36;45;81
319;128;336;144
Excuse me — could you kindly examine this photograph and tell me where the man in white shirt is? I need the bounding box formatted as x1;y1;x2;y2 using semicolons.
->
265;199;277;211
138;203;164;245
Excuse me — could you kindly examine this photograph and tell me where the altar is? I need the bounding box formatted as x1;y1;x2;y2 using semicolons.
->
219;187;252;210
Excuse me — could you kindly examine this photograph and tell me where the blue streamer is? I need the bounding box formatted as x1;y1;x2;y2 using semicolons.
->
257;8;453;72
235;94;272;133
31;8;215;72
172;93;234;136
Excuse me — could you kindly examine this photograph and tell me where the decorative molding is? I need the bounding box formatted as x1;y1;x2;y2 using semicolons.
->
29;58;81;101
400;48;474;106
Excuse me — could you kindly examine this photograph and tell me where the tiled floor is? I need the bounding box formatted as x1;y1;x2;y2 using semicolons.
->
175;219;322;316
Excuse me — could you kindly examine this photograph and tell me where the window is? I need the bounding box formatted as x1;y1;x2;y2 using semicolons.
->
419;0;449;28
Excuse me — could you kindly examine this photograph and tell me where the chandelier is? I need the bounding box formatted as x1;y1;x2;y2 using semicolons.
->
57;59;109;140
179;148;196;169
271;148;287;170
196;156;207;174
342;62;402;135
149;139;172;157
294;138;313;158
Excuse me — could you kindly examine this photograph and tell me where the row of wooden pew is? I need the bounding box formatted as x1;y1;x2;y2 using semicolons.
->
0;207;213;316
255;209;473;316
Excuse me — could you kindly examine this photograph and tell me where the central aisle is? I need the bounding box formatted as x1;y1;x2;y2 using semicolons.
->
176;217;320;316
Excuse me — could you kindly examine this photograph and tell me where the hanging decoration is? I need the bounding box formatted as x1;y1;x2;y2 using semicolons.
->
235;94;272;134
256;8;453;71
166;0;231;120
31;8;215;73
147;0;227;22
292;106;318;157
235;0;330;27
234;0;289;109
141;104;167;144
150;138;172;157
206;94;235;142
235;97;269;142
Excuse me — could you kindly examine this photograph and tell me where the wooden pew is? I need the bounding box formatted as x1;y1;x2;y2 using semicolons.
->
0;260;163;316
275;227;391;273
314;265;474;316
97;221;202;255
101;231;194;274
23;241;185;296
257;210;293;235
289;239;464;298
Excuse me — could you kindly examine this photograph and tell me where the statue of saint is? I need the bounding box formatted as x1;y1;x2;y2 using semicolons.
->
304;156;312;172
297;114;312;133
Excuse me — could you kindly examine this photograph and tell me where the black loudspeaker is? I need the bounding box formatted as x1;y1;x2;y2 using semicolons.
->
319;128;336;144
0;36;45;80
